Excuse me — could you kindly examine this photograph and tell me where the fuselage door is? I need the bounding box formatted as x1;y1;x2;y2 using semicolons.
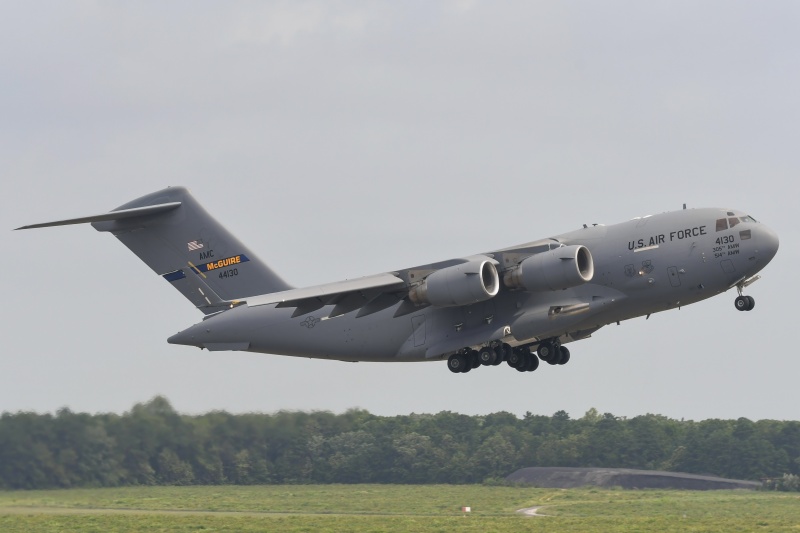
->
667;266;681;287
411;314;426;347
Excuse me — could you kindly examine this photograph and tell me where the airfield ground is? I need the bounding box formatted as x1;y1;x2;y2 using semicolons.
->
1;484;799;532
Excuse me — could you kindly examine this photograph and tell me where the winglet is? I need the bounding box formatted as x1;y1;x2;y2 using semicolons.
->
15;202;182;230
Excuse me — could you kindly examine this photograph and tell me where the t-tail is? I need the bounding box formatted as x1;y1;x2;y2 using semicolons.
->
16;187;292;314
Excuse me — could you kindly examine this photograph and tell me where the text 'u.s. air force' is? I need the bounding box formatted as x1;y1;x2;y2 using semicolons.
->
628;226;707;251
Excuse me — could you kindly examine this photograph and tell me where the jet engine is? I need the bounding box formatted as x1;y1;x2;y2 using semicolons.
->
409;257;500;307
504;245;594;292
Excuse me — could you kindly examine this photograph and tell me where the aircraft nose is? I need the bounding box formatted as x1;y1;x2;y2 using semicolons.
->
757;224;779;264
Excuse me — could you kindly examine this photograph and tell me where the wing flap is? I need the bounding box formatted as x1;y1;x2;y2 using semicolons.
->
287;299;326;318
248;272;407;318
356;292;403;318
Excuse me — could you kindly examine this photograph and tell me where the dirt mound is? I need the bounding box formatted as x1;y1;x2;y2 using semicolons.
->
506;467;760;490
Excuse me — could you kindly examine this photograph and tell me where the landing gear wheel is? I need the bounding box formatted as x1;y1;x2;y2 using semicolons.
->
735;295;749;311
515;353;535;372
491;345;506;366
557;346;571;365
447;354;469;373
507;348;523;369
546;344;561;365
537;341;555;362
478;347;495;366
468;350;481;369
735;295;755;311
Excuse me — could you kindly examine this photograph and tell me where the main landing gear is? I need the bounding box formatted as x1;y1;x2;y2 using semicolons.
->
536;339;571;366
447;338;571;374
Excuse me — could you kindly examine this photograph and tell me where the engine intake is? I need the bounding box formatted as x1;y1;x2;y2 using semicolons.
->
409;258;500;307
504;245;594;292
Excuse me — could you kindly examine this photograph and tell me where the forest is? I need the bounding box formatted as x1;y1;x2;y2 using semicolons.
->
1;396;798;490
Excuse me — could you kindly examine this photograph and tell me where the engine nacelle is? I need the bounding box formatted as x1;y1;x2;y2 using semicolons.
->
409;258;500;307
504;245;594;292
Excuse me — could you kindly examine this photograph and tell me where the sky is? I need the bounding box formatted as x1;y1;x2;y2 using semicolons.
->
2;1;797;422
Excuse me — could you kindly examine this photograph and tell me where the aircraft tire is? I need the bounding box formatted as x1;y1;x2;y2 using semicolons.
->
537;341;554;362
497;342;514;364
526;353;540;372
746;296;755;310
557;346;570;365
448;354;468;373
469;350;481;369
507;348;523;368
735;296;749;311
491;346;504;366
478;347;495;366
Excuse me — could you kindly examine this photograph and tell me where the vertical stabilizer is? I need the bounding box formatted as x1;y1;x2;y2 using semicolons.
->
89;187;292;312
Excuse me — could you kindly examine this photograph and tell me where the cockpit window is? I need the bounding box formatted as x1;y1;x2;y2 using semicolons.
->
728;217;740;228
740;215;757;223
716;218;728;231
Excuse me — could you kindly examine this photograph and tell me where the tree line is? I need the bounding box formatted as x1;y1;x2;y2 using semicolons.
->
1;396;798;490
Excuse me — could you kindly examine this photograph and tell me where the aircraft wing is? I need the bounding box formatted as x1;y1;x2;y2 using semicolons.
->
235;241;579;320
245;272;407;318
238;252;506;319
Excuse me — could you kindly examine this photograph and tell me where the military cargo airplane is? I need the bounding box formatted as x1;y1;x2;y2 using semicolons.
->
17;187;779;374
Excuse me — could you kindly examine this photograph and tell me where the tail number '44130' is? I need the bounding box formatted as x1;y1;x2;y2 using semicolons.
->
219;269;238;279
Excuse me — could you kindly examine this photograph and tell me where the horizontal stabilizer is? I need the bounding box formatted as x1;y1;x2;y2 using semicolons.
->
15;202;181;230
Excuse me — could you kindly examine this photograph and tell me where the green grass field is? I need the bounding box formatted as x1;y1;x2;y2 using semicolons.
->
1;484;798;532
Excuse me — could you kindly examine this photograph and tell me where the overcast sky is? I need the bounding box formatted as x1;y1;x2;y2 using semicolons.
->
2;1;796;421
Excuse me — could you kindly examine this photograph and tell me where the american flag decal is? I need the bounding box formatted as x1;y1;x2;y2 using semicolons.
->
187;240;204;251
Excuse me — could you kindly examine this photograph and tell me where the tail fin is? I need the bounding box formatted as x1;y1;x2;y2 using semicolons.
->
18;186;292;313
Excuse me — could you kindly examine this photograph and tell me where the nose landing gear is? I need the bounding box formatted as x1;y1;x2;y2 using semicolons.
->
735;295;755;311
734;276;760;311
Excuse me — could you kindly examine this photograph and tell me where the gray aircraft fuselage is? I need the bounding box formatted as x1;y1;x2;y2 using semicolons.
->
167;207;778;364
